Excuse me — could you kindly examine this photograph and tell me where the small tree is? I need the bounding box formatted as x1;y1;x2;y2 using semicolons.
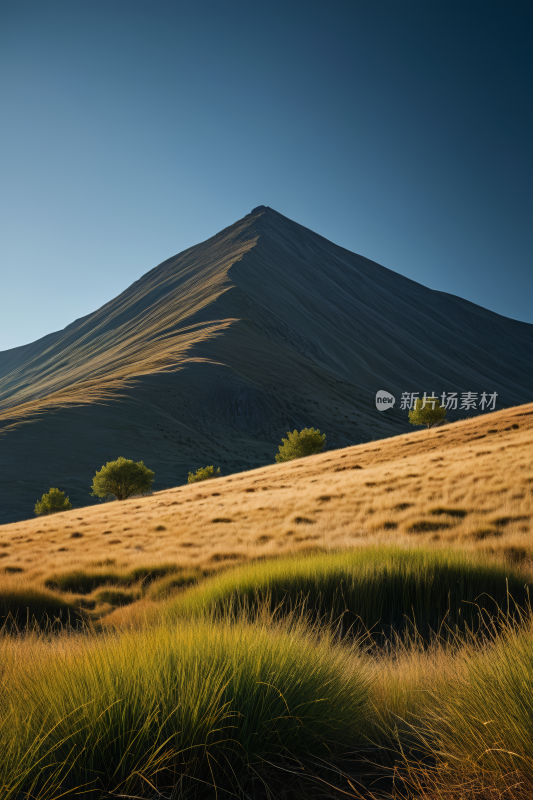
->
408;397;447;429
91;457;155;501
34;488;72;516
188;465;221;484
275;427;326;463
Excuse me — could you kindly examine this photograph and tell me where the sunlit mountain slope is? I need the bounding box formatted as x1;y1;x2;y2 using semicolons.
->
1;206;532;522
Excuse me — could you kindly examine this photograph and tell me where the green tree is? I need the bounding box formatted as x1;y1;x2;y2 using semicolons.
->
275;427;326;463
91;457;155;501
188;465;221;484
408;397;447;429
34;488;72;516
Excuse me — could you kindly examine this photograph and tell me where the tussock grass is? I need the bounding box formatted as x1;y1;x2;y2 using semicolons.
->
147;568;206;600
0;584;86;631
44;563;179;594
3;555;533;797
93;587;138;606
166;546;530;639
0;616;370;798
428;506;468;518
369;613;533;798
419;618;533;792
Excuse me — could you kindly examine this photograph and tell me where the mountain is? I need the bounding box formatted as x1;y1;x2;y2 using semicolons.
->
1;205;532;522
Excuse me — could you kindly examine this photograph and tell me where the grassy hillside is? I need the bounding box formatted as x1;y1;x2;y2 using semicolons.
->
1;402;531;624
2;403;533;798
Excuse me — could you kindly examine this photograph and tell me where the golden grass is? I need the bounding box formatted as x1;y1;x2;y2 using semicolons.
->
0;217;258;427
1;402;532;621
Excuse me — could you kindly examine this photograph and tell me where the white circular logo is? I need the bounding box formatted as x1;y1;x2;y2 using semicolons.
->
375;390;395;411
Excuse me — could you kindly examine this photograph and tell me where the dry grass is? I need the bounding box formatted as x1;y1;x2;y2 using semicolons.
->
1;402;532;621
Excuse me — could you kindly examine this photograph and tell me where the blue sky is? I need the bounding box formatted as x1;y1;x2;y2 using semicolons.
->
1;0;531;351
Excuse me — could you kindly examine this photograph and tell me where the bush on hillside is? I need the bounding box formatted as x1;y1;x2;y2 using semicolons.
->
34;488;72;516
91;457;154;501
275;427;326;463
188;465;221;484
408;397;447;428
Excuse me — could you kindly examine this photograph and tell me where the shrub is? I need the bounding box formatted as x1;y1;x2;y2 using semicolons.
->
91;457;154;501
34;488;72;516
408;397;447;429
188;465;221;484
275;427;326;463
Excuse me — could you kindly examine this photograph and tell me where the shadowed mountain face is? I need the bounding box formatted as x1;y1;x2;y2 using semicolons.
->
1;207;532;522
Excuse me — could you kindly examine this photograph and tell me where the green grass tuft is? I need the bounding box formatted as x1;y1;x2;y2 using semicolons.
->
45;563;179;595
0;587;86;631
165;546;530;639
147;570;205;600
93;588;138;606
0;617;370;797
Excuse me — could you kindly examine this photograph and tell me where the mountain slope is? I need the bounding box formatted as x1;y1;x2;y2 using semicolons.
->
1;206;532;522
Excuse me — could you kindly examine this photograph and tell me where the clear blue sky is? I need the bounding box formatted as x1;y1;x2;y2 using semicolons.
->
1;0;531;352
